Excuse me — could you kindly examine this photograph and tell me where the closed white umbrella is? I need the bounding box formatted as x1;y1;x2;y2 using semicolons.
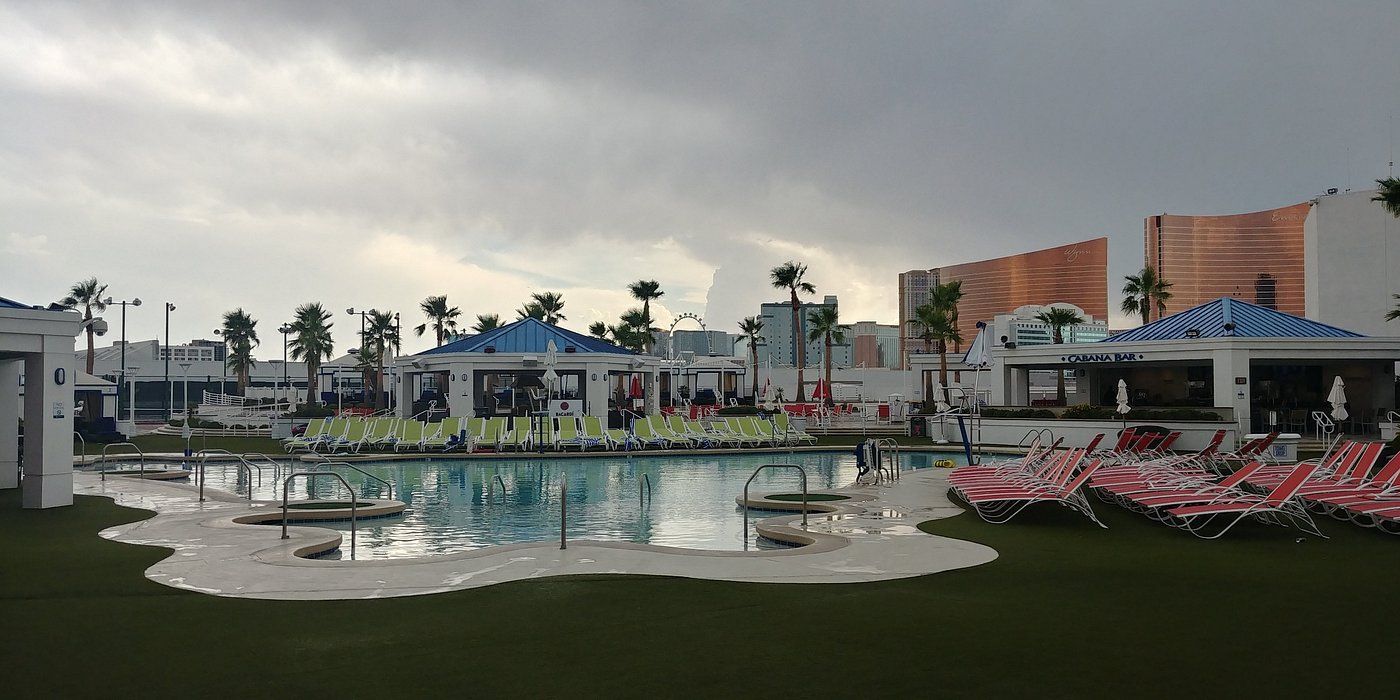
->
1327;376;1348;422
1115;379;1131;415
932;380;951;413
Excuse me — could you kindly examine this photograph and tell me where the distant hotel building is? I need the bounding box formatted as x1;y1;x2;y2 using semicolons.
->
985;304;1109;347
1144;202;1309;318
850;321;902;369
1144;190;1398;336
898;238;1109;367
756;295;853;368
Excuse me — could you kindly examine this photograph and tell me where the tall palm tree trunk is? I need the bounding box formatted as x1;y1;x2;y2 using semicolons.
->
824;336;833;407
84;306;96;375
375;341;386;412
750;342;759;400
791;291;805;402
937;339;948;393
923;338;934;405
306;362;318;408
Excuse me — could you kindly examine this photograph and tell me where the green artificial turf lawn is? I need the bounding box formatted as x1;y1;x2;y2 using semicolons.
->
2;487;1396;698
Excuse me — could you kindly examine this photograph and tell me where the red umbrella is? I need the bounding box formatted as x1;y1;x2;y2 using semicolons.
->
812;379;829;401
629;374;643;399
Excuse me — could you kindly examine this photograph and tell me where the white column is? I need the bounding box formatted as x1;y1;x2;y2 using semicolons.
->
23;351;74;508
0;359;20;490
584;366;608;419
1212;349;1251;438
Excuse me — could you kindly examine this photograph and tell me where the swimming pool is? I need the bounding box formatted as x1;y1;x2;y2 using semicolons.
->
122;451;962;558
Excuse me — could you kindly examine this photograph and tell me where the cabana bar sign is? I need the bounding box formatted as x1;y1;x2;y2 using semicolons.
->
1061;352;1145;363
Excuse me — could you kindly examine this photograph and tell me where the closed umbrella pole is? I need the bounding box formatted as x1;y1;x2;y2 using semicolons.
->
1327;376;1348;422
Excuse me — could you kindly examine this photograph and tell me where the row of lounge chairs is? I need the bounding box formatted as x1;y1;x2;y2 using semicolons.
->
945;430;1391;539
283;413;819;454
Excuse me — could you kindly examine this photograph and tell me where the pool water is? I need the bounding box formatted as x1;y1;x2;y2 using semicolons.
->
143;451;962;558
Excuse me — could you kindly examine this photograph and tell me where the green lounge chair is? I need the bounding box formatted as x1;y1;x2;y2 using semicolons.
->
773;413;817;445
750;417;782;447
392;420;426;452
576;416;611;450
634;416;685;448
501;418;532;451
482;417;509;450
283;417;328;452
329;418;369;453
555;416;587;450
355;417;398;452
422;417;463;451
651;415;697;447
725;417;766;447
666;415;716;447
686;417;739;447
464;417;486;450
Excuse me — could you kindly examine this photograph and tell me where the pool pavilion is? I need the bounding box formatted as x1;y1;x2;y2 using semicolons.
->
396;317;662;427
984;298;1400;437
2;296;79;509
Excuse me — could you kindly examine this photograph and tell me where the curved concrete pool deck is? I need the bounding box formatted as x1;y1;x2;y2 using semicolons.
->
74;468;997;600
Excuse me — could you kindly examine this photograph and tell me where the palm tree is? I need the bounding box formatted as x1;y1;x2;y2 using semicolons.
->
516;302;546;321
1386;294;1400;322
1374;177;1400;217
627;279;664;321
929;280;965;352
58;277;108;375
361;310;398;411
770;261;816;402
619;308;657;353
588;321;609;339
806;307;846;407
287;303;334;408
1121;266;1174;325
907;302;959;405
737;316;764;400
472;314;501;332
220;309;260;395
414;295;461;347
530;292;566;324
351;345;380;402
1034;307;1085;404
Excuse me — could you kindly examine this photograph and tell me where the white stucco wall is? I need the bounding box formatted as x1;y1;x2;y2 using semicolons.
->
1306;190;1400;337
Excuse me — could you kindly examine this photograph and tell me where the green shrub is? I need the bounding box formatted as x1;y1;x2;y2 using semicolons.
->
166;417;225;429
290;405;335;418
716;405;762;416
1061;405;1115;420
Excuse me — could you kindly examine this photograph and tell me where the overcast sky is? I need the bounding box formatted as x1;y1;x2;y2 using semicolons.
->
3;1;1398;355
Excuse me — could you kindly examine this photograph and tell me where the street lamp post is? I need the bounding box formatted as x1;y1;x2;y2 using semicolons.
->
178;362;192;457
126;364;141;429
164;302;176;420
278;323;293;410
213;328;229;395
104;297;142;425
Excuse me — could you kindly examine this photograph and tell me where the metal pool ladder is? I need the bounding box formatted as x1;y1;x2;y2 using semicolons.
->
874;438;900;483
281;471;356;558
314;461;394;501
98;442;146;481
742;464;808;552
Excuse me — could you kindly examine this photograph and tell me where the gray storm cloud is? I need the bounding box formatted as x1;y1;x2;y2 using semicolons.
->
1;1;1397;352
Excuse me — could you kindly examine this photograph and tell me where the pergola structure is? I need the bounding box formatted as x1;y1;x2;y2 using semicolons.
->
2;296;79;509
985;298;1400;436
397;318;661;426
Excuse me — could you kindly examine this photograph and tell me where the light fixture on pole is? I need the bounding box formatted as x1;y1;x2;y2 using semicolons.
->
212;328;229;394
104;296;141;424
278;323;294;408
164;302;176;420
178;362;193;457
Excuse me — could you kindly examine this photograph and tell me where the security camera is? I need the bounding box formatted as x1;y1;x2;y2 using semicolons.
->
82;318;110;336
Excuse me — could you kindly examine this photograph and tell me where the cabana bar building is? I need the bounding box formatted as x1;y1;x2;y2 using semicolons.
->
984;298;1400;437
397;318;663;426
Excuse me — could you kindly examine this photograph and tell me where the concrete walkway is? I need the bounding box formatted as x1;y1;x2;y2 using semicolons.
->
75;468;997;600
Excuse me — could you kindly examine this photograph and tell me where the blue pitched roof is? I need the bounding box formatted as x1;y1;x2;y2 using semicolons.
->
0;296;32;309
1102;297;1365;343
418;317;636;356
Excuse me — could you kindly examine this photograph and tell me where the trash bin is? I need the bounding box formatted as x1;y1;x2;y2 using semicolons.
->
1381;421;1397;442
1246;432;1300;462
909;416;928;438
